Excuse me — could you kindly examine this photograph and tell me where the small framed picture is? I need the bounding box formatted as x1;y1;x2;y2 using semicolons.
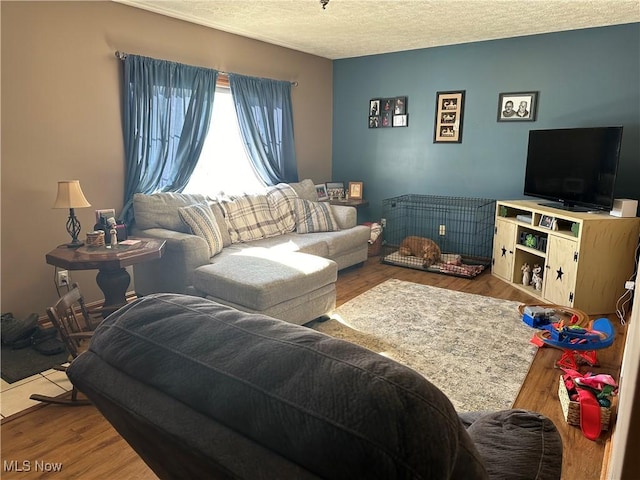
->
434;91;465;143
497;91;538;121
539;214;555;229
348;181;363;200
393;96;407;115
315;183;329;201
95;208;116;225
393;114;408;127
326;181;345;200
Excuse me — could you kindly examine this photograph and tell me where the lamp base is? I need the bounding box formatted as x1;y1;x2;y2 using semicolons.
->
65;240;84;249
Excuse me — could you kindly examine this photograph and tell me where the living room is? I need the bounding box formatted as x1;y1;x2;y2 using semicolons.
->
2;1;639;478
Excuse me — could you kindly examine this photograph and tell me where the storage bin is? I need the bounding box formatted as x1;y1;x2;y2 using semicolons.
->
558;375;611;430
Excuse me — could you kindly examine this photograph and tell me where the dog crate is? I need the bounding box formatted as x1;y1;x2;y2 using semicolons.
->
380;194;496;278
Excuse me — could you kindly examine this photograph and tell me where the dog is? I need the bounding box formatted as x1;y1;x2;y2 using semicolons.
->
398;236;442;268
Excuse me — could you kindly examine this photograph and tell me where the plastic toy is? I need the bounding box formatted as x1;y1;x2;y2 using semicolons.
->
519;304;614;370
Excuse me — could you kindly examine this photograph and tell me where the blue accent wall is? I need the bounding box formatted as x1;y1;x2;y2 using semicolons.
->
332;24;640;221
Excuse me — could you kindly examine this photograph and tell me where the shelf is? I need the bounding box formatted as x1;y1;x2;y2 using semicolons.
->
515;244;546;258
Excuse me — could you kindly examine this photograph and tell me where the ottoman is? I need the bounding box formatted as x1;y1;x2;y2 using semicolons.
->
192;248;337;325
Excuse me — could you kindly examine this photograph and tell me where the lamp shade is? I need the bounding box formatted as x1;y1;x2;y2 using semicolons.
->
53;180;91;209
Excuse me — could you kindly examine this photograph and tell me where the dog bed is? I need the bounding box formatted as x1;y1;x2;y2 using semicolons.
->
383;251;487;278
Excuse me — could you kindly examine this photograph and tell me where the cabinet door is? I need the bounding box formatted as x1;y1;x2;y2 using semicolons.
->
492;219;516;281
543;235;578;307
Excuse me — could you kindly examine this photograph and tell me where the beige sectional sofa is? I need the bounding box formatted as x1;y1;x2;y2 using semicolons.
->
130;179;370;325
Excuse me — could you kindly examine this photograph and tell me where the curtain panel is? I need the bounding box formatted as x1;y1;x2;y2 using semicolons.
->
229;74;298;185
120;55;218;225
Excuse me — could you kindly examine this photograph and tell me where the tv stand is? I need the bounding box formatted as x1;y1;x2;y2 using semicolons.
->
493;200;640;314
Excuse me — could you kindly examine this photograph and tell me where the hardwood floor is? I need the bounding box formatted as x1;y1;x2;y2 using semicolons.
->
1;257;625;479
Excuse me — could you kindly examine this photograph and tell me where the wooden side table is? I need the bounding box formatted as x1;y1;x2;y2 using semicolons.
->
326;199;369;208
46;238;165;318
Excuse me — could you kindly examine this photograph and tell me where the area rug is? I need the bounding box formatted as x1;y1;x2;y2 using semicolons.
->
312;279;537;412
1;346;69;384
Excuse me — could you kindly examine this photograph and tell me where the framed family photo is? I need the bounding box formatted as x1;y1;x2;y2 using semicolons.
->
315;183;329;201
434;90;465;143
348;181;363;200
497;91;538;122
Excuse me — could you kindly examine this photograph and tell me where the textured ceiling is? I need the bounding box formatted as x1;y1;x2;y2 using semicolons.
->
115;0;640;59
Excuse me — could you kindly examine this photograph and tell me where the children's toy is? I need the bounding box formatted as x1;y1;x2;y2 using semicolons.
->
519;304;613;370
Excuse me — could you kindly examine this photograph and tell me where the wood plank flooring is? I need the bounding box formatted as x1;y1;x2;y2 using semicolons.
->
1;257;625;479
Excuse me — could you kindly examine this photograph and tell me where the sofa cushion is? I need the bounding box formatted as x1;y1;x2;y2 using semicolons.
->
178;203;224;258
265;183;298;233
288;178;318;201
219;194;282;243
70;294;488;479
133;192;208;232
193;249;337;310
208;201;232;247
465;409;563;480
294;199;340;234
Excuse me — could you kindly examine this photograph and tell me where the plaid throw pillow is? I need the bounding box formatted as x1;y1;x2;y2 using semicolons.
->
178;203;224;257
266;183;298;233
220;195;282;243
294;199;340;234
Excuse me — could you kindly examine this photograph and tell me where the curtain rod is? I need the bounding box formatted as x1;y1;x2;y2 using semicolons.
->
115;51;298;86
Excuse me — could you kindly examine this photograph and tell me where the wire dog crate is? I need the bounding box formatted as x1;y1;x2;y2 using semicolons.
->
380;195;496;278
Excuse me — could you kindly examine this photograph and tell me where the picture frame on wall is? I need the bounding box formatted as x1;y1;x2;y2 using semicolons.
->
434;90;465;143
497;91;538;121
369;97;409;128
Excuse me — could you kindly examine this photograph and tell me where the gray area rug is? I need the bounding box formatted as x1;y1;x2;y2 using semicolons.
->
312;279;537;412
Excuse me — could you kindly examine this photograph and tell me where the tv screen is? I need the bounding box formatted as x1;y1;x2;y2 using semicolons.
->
523;126;623;212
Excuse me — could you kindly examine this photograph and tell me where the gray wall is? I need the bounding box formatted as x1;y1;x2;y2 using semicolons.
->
332;24;640;222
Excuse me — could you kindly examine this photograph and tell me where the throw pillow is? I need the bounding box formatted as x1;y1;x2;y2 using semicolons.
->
178;204;224;258
219;195;282;243
294;199;340;234
266;183;298;233
133;192;208;232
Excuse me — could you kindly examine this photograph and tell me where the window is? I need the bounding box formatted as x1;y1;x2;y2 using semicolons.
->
184;85;264;197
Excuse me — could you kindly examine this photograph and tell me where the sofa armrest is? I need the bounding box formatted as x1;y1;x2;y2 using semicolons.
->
131;228;211;295
329;205;357;229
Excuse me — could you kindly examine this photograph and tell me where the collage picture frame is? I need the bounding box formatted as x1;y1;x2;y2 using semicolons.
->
433;91;465;143
369;96;408;128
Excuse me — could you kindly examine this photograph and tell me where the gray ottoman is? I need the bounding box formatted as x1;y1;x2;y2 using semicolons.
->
192;249;337;325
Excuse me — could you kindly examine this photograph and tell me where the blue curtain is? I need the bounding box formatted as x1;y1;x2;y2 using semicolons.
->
120;55;218;224
229;74;298;185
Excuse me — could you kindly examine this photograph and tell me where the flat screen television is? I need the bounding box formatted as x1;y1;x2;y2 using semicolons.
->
523;126;623;212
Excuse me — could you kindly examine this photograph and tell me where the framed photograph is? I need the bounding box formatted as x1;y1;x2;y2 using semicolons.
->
381;111;392;128
369;99;380;116
369;116;380;128
539;214;555;229
433;91;465;143
326;181;345;200
348;181;363;200
315;183;329;201
393;114;408;127
393;96;407;115
497;91;538;122
381;98;394;114
95;208;116;225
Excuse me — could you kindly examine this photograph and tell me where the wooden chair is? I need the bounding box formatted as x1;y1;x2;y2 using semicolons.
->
30;282;101;406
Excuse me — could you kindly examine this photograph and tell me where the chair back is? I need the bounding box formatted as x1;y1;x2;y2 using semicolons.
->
46;282;98;358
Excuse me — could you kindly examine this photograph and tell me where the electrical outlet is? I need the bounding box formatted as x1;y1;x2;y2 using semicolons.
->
439;225;446;236
380;218;386;228
57;270;69;287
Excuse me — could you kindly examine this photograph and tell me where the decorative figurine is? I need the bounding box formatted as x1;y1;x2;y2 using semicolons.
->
521;263;531;286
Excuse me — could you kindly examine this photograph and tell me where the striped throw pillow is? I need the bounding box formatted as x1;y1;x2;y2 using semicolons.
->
294;199;340;234
219;194;282;243
266;183;298;233
178;203;224;257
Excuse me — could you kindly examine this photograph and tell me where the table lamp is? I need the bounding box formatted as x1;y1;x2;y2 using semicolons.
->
53;180;91;248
